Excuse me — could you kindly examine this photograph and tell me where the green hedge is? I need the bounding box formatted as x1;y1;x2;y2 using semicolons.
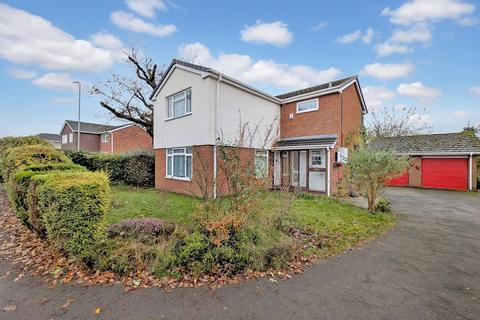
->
3;145;71;181
8;163;86;224
65;150;154;187
0;136;49;181
30;171;110;265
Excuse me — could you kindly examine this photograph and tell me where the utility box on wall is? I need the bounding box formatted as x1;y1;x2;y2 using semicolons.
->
336;147;348;164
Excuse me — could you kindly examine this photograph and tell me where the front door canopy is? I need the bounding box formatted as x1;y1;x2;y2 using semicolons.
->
275;134;337;151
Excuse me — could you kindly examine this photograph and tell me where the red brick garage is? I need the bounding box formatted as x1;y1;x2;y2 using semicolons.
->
370;132;480;192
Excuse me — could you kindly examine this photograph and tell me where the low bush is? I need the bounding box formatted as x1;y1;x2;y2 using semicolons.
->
7;163;86;224
107;218;175;241
29;171;110;265
374;197;392;213
3;145;71;181
65;150;154;187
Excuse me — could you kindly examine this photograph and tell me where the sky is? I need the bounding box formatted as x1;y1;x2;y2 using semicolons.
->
0;0;479;137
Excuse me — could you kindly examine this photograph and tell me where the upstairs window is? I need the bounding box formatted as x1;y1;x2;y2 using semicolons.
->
296;98;318;114
62;135;67;144
101;133;109;143
166;88;191;120
69;133;73;143
254;150;269;178
166;147;192;180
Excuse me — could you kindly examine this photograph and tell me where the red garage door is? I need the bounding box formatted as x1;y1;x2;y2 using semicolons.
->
421;158;468;191
388;171;409;186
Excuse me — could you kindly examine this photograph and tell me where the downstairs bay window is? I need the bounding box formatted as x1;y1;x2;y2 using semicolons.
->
166;147;192;180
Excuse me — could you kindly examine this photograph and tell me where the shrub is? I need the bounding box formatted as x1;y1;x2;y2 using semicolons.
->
65;150;154;187
107;218;175;241
3;145;71;181
7;163;86;224
29;171;110;265
374;197;392;213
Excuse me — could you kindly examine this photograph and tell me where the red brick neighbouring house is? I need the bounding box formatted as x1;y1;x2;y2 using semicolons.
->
60;120;152;154
370;133;480;191
150;59;367;197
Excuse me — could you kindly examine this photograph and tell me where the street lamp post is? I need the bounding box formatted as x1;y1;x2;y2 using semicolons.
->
73;81;81;150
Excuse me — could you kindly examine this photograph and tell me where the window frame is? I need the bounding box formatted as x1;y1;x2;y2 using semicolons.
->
310;150;325;168
165;88;192;120
165;147;193;181
254;149;269;178
101;133;109;143
296;98;319;114
69;133;73;143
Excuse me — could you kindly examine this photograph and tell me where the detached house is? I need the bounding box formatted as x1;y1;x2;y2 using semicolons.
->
60;120;152;154
150;59;367;197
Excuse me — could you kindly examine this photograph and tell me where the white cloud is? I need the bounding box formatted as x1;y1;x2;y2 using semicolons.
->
408;113;431;124
361;62;414;80
390;23;432;44
453;110;467;117
397;82;441;99
382;0;475;25
0;3;114;72
337;28;375;44
459;16;480;25
125;0;166;18
363;86;396;109
8;67;37;79
375;42;413;56
178;42;342;91
90;32;124;51
241;21;293;46
32;73;77;91
313;21;328;31
51;97;76;105
470;86;480;96
111;10;177;37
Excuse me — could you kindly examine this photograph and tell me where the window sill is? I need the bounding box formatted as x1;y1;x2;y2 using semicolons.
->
165;113;192;122
296;108;319;115
165;176;192;182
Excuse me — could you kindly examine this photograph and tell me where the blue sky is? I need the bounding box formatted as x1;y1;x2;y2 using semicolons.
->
0;0;479;137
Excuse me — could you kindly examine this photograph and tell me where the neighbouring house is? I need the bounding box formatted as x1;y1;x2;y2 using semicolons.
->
150;59;367;197
37;133;61;149
369;132;480;191
60;120;152;154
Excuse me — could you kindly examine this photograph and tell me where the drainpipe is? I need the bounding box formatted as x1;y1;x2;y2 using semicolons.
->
469;153;473;191
213;75;223;199
327;147;331;196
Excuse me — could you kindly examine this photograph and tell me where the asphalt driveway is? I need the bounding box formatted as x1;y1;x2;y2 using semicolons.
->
1;187;479;320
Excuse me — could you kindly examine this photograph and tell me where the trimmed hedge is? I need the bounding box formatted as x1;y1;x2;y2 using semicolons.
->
8;163;86;224
3;145;71;181
30;171;110;265
65;150;154;187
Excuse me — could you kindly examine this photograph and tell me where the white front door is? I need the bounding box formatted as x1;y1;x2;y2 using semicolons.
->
299;151;307;188
291;151;299;187
308;149;326;192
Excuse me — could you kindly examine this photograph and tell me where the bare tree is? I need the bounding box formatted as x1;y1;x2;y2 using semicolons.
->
367;106;431;140
90;48;164;137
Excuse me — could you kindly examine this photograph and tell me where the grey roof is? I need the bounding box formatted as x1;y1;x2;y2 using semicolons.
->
276;134;338;149
275;76;357;99
37;133;61;142
65;120;122;134
369;132;480;155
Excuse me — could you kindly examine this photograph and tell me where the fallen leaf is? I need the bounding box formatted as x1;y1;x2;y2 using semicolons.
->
269;277;278;284
132;279;141;286
3;305;16;311
94;307;101;315
61;299;74;309
13;272;24;282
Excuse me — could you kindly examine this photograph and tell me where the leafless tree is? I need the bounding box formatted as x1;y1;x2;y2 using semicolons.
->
367;106;431;140
90;48;164;137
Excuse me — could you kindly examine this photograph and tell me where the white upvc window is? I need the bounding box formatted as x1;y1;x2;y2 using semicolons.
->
62;135;67;144
310;150;325;168
101;133;109;143
166;147;192;180
254;149;269;178
69;133;73;143
166;88;192;120
296;98;318;114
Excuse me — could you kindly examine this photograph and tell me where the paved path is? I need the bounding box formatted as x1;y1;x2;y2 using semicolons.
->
1;188;479;320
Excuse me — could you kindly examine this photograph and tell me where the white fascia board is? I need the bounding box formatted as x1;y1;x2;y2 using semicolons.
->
275;143;336;151
104;124;136;134
150;64;209;101
280;87;341;104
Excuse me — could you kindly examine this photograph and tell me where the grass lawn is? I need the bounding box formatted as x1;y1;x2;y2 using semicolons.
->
107;186;395;256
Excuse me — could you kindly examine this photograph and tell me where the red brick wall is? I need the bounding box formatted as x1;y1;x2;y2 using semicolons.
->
111;126;152;154
340;84;364;147
60;125;100;152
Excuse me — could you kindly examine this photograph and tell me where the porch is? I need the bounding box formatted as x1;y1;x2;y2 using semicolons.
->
273;135;337;196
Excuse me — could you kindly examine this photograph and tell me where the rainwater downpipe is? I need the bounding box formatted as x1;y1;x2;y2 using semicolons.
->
213;75;223;199
469;153;473;191
327;147;331;197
